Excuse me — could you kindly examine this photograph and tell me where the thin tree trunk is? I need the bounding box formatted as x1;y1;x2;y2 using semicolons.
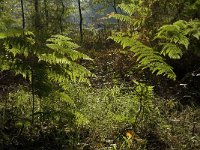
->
113;0;121;29
59;0;65;33
31;0;39;125
34;0;40;33
78;0;83;43
20;0;25;29
113;0;118;13
19;0;26;129
44;0;49;28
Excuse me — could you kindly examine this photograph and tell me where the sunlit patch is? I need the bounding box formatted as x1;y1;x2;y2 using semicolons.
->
126;130;134;139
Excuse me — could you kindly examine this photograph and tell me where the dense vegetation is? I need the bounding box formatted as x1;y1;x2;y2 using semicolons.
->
0;0;200;149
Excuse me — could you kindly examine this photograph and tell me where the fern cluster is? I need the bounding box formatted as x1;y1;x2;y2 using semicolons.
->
109;0;200;80
155;20;200;59
0;28;93;98
108;0;152;28
109;33;176;80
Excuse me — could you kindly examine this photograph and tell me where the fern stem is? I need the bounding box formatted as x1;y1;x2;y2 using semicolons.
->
31;69;35;125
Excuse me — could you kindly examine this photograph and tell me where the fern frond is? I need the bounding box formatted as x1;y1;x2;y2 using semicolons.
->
110;34;176;80
47;35;92;61
0;29;35;58
186;20;200;40
0;28;34;39
38;53;71;65
155;20;200;59
109;13;133;25
118;3;137;16
69;62;93;84
109;0;150;28
160;43;183;59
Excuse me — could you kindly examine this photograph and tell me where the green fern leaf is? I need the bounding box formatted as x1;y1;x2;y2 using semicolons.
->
160;43;182;59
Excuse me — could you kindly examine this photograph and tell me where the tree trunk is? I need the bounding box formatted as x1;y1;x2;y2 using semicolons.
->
113;0;118;13
31;0;40;125
59;0;65;33
78;0;83;43
34;0;40;33
44;0;49;28
20;0;25;29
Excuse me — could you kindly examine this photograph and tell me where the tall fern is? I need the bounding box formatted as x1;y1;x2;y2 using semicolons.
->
109;0;176;80
0;28;93;97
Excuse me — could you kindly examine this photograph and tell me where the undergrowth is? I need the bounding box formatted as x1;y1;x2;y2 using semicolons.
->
0;83;200;149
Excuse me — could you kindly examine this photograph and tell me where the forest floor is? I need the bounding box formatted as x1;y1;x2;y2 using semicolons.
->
1;48;200;150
